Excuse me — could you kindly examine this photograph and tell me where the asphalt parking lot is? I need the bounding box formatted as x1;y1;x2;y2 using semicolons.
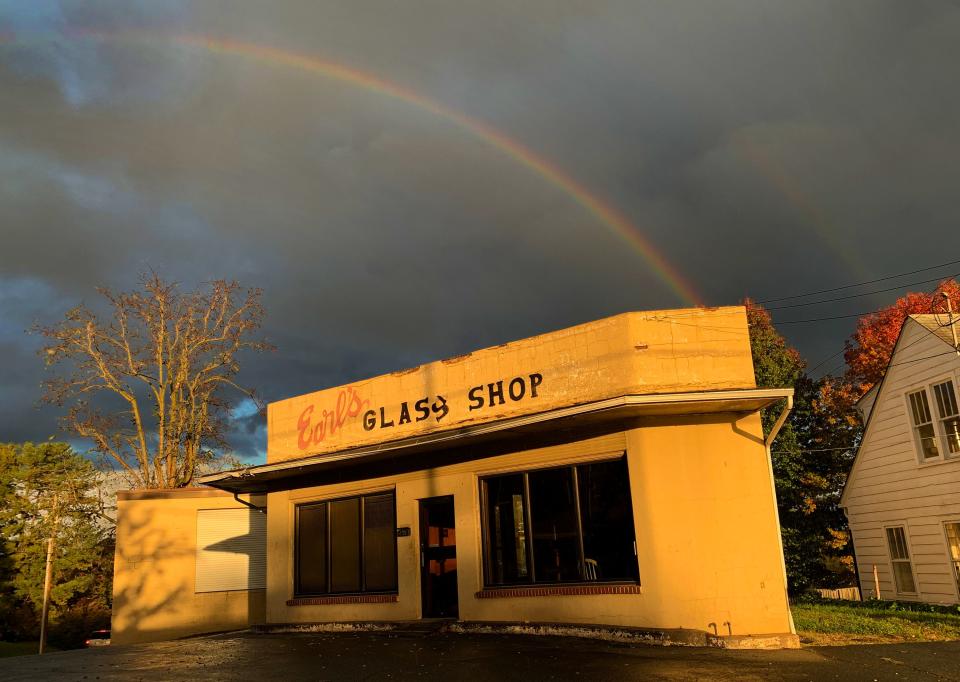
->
2;629;959;681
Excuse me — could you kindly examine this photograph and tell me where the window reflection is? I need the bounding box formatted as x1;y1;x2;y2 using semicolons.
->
482;457;637;586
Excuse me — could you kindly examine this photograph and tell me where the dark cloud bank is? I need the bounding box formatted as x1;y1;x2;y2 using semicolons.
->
1;1;958;461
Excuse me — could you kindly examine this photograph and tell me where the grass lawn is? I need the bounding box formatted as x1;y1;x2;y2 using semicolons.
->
793;600;960;646
0;641;60;658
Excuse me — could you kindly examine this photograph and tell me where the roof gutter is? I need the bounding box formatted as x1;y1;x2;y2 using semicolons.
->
199;388;792;493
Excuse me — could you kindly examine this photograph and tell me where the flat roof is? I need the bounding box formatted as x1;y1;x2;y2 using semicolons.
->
264;307;759;463
200;387;792;494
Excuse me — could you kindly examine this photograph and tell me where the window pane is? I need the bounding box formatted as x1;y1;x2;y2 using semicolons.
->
934;382;959;418
329;498;361;593
886;527;899;558
577;459;637;582
485;474;529;584
910;391;933;425
297;504;327;594
363;494;397;591
909;392;925;425
934;383;947;418
944;417;960;454
918;424;940;459
947;523;960;593
948;523;960;561
893;561;916;593
886;527;909;560
529;467;580;583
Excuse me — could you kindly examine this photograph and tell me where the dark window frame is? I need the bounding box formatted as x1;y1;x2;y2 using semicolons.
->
479;455;639;588
294;489;398;597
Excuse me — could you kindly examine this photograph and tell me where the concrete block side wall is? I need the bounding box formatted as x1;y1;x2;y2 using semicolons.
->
111;490;267;645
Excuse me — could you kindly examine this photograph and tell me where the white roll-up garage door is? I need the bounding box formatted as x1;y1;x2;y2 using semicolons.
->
195;508;266;592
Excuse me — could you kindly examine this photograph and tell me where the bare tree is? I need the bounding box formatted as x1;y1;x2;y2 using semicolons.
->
36;274;272;488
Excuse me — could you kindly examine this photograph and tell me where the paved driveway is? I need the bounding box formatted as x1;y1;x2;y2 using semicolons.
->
2;630;959;681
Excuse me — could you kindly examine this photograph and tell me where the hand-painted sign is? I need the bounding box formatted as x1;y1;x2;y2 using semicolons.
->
297;373;544;443
296;386;370;450
268;309;758;463
467;373;542;411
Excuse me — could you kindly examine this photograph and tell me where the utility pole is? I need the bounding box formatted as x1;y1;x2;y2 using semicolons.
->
38;536;55;654
943;292;959;357
38;493;60;655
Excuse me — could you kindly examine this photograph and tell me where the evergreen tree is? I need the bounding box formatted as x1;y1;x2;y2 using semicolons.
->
0;443;112;642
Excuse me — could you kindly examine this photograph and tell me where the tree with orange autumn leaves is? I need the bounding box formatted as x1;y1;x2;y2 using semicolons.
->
814;278;960;446
746;278;960;593
844;279;960;394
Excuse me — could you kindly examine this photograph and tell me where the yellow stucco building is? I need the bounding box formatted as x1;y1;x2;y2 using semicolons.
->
112;306;797;647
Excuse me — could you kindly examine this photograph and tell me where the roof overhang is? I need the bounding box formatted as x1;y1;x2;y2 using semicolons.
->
199;388;792;494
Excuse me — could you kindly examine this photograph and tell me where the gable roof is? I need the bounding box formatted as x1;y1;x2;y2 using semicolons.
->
910;314;960;349
839;315;959;507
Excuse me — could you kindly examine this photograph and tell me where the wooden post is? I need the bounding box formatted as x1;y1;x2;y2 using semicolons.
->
38;536;55;655
39;492;61;655
873;564;881;600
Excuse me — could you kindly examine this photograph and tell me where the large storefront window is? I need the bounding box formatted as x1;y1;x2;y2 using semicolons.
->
481;457;637;586
295;491;397;596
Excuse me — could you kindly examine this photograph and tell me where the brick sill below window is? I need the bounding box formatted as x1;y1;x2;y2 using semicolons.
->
476;584;642;599
287;594;399;606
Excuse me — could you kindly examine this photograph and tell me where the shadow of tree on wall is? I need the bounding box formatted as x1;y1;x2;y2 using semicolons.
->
112;505;191;644
202;511;265;583
113;501;267;645
202;508;267;632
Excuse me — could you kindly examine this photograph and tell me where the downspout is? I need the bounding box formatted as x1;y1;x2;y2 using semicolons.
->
233;491;266;513
762;394;796;635
764;393;793;450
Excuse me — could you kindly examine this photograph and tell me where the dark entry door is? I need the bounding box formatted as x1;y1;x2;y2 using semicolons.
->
420;496;458;618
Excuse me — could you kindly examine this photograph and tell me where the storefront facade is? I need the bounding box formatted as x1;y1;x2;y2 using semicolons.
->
115;307;796;646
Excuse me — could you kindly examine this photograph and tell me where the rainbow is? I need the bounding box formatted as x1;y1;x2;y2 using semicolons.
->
732;134;868;280
3;29;703;306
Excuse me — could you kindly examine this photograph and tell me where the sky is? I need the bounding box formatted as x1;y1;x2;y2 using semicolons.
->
1;1;959;462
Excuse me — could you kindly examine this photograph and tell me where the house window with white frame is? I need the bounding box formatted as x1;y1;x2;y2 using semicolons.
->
932;380;960;456
946;522;960;597
908;389;940;460
885;526;917;594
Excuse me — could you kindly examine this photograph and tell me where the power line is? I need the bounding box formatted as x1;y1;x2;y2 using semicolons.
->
805;294;951;378
771;446;858;454
757;258;960;304
819;360;847;378
774;310;879;325
885;349;959;369
775;300;952;326
765;272;960;311
822;343;959;380
806;347;846;375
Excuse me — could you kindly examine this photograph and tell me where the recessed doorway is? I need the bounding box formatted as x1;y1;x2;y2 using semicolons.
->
419;496;458;618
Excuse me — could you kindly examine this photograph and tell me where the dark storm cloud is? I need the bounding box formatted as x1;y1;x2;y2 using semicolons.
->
2;1;959;461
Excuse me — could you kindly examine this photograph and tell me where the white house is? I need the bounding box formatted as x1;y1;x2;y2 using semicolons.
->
841;314;960;604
